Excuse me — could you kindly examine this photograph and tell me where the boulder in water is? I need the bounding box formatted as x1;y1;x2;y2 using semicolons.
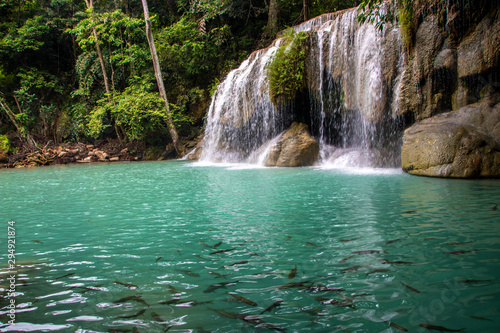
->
401;101;500;178
263;122;319;167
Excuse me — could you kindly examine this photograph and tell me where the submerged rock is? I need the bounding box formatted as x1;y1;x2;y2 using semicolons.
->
402;101;500;178
263;122;319;167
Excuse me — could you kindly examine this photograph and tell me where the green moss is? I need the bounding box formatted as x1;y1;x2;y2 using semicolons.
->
267;30;309;104
398;0;414;51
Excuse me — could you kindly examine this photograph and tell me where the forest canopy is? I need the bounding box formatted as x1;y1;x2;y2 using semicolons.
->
0;0;362;154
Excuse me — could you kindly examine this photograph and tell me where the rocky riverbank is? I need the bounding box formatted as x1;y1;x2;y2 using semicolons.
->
0;137;202;168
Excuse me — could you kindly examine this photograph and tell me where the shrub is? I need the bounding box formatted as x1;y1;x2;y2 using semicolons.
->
267;30;309;104
0;135;10;161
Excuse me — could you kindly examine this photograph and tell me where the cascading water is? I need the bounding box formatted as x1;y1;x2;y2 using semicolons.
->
198;5;406;167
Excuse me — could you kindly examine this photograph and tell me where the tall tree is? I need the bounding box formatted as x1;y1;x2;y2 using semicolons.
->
83;0;111;101
267;0;280;38
141;0;183;156
303;0;312;21
82;0;126;144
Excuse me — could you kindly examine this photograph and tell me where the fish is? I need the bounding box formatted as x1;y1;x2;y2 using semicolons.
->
200;241;212;248
443;249;477;255
159;298;181;305
446;241;472;246
54;272;76;280
340;238;360;243
208;271;227;279
116;309;146;318
239;315;286;331
286;235;291;240
209;248;236;255
338;255;355;263
276;280;311;290
176;300;213;307
303;283;345;292
469;315;493;322
227;292;258;306
259;299;283;314
418;323;465;332
288;264;297;279
113;295;150;307
401;282;421;293
167;284;178;294
151;311;173;330
298;306;325;316
336;293;354;303
341;265;369;273
306;242;318;247
113;281;138;289
69;285;106;293
352;250;386;255
366;268;390;275
378;259;413;265
458;279;492;283
383;320;408;332
385;239;400;245
315;297;355;308
224;260;248;268
492;204;498;211
253;271;285;276
203;281;233;293
207;306;241;319
329;299;356;309
32;240;43;244
155;256;162;263
175;269;200;277
402;210;417;214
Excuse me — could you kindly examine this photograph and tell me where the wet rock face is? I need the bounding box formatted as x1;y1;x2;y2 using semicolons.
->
399;0;500;178
402;101;500;178
263;122;319;167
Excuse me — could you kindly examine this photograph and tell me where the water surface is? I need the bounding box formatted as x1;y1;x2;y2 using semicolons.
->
0;161;499;332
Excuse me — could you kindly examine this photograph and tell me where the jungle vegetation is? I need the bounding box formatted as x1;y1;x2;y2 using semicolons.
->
0;0;364;156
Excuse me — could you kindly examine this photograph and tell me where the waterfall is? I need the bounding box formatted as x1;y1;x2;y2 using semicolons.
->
199;6;405;167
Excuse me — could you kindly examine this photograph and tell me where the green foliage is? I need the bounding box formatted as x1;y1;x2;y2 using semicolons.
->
0;15;51;52
357;0;394;30
0;134;10;152
157;17;231;81
358;0;413;40
0;0;369;144
267;30;309;104
87;76;193;141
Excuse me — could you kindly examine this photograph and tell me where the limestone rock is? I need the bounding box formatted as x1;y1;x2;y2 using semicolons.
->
457;12;500;78
262;122;319;167
402;101;500;178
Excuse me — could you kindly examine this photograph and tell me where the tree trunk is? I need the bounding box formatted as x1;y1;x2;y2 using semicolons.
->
84;0;111;100
0;96;38;150
141;0;183;157
84;0;123;146
266;0;280;38
303;0;312;22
